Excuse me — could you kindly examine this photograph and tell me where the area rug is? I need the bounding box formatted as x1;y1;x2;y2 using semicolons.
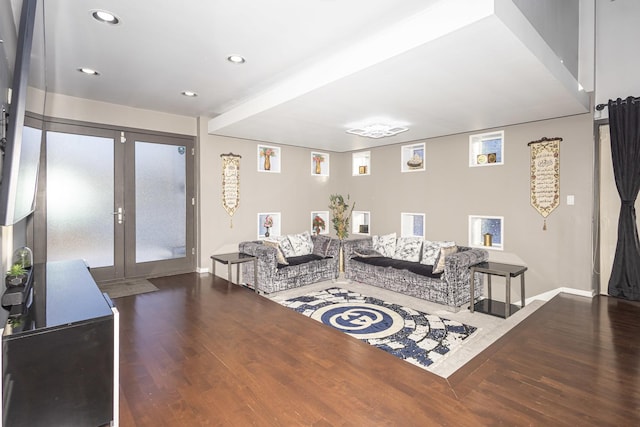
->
98;279;159;299
278;287;477;371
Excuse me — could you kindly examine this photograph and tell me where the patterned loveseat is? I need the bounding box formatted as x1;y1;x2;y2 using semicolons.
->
342;236;488;310
239;234;340;294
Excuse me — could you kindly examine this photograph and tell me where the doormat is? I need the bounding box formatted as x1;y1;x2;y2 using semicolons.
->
99;279;159;299
277;287;477;371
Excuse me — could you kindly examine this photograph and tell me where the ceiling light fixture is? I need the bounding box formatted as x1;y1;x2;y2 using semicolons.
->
346;123;409;139
227;55;246;64
181;91;198;97
78;67;100;76
91;10;120;25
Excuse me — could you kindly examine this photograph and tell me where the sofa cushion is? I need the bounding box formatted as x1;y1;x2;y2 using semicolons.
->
288;231;313;256
352;256;441;278
421;240;456;265
372;233;397;258
263;240;289;265
432;245;458;274
278;253;324;268
392;237;423;262
276;235;296;257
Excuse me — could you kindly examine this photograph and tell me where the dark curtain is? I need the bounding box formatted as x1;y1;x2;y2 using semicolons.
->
608;96;640;300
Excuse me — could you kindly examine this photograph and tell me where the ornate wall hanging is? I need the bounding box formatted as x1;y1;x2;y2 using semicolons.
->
221;153;241;227
529;137;561;230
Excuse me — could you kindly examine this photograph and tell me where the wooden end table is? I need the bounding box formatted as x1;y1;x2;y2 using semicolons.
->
469;261;527;318
210;253;258;293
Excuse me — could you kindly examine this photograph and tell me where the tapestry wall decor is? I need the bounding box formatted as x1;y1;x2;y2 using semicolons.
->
529;137;561;230
221;153;241;227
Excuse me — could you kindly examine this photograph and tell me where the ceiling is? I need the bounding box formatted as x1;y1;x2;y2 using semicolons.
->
10;0;590;152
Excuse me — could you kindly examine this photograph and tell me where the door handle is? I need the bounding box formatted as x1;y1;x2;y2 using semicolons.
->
113;207;124;225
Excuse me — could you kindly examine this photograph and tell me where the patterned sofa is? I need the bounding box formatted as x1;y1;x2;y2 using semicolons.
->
239;234;340;294
342;237;489;310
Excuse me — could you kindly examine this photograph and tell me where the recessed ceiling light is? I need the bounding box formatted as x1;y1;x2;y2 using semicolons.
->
227;55;246;64
91;10;120;25
78;67;100;76
181;91;198;97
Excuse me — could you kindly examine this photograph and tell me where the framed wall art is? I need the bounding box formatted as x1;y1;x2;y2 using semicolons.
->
401;143;425;172
352;151;371;176
468;215;503;250
401;212;425;238
311;211;329;235
258;212;281;239
469;131;504;167
257;145;281;173
352;211;370;235
311;152;329;176
220;153;241;227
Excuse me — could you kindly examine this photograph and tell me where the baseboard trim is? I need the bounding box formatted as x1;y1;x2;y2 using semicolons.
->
527;287;596;304
196;267;210;274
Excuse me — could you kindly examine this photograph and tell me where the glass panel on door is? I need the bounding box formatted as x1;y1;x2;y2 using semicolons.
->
134;141;187;263
46;132;115;268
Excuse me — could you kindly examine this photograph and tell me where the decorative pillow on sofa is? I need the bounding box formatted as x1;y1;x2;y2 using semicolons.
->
432;245;458;274
263;240;289;265
420;240;456;265
287;231;314;256
354;248;384;258
312;237;330;258
276;235;296;258
392;237;423;262
372;233;397;258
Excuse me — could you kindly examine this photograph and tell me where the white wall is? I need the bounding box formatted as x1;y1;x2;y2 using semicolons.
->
594;0;640;116
30;90;197;136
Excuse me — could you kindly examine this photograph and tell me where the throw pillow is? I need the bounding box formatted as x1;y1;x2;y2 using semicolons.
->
420;240;456;265
372;233;397;258
432;245;458;274
276;235;296;258
392;237;423;262
312;237;329;258
354;248;384;258
263;240;289;265
287;231;313;256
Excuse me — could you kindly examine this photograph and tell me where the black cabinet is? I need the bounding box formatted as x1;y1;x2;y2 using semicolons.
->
1;260;117;427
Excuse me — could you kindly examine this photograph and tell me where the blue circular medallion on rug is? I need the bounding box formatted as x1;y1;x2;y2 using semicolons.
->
311;302;404;339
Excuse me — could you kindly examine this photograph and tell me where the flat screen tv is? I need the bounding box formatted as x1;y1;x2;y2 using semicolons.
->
0;0;41;226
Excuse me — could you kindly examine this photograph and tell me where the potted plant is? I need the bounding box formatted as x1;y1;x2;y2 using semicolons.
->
329;194;355;240
328;194;355;273
6;263;27;287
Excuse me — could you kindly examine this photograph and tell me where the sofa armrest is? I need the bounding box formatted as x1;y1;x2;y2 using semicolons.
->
342;238;372;258
238;240;277;282
444;246;489;288
342;238;373;273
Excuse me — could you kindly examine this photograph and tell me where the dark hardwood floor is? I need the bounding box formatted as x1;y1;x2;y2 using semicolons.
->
115;273;640;426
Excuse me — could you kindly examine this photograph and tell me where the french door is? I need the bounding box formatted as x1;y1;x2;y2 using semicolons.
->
35;121;195;282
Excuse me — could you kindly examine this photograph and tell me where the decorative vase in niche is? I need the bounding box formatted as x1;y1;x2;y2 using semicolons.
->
264;227;270;238
264;155;271;171
315;159;322;174
483;233;492;247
